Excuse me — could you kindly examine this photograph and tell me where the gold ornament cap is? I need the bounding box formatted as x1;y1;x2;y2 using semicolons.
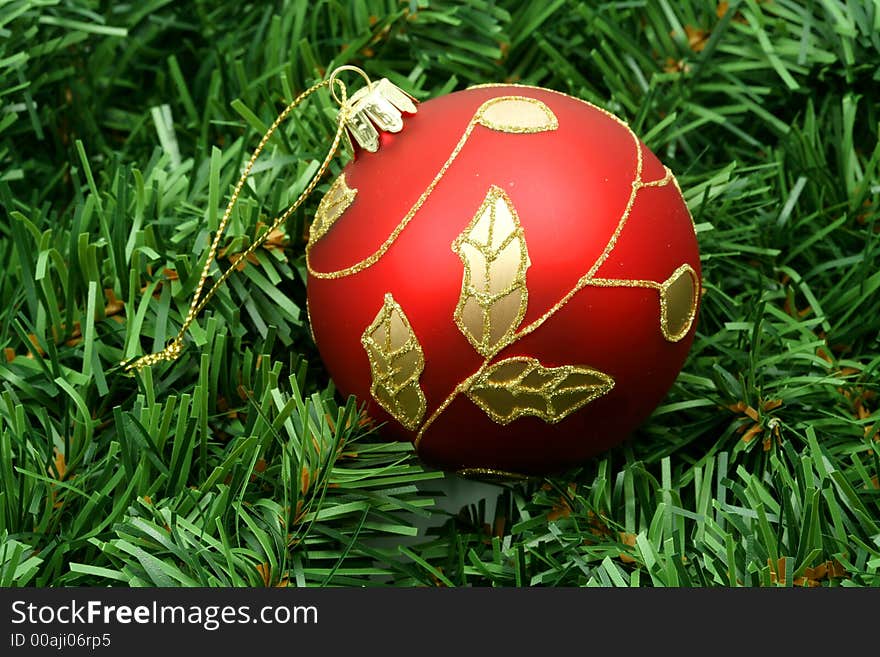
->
329;66;418;154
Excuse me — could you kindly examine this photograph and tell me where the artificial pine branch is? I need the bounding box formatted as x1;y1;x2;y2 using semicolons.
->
0;0;877;587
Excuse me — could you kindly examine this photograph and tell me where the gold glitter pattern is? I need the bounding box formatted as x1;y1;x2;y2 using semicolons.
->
306;295;316;343
659;264;699;342
585;263;699;343
306;95;556;280
415;138;691;447
465;357;615;425
360;293;427;430
456;467;533;482
415;132;645;445
452;186;531;357
307;119;478;279
309;173;357;243
474;96;558;133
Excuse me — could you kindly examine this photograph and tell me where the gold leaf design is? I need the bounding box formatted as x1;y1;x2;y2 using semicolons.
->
309;173;356;243
659;264;698;342
466;357;615;425
452;186;531;357
475;96;558;133
360;293;427;430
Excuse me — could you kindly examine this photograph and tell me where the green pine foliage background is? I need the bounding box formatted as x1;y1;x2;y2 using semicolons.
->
1;0;879;587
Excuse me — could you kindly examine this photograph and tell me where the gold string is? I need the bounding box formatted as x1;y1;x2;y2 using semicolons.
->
124;76;351;371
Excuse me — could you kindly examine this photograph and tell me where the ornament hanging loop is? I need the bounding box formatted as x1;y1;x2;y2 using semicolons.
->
327;65;418;154
328;65;374;107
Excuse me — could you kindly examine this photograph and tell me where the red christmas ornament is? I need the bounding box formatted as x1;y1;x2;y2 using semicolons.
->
306;79;701;476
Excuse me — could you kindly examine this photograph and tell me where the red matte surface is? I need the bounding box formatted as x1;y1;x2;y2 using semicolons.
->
307;85;701;475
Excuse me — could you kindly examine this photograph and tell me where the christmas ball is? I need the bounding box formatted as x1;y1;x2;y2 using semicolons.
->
306;81;701;476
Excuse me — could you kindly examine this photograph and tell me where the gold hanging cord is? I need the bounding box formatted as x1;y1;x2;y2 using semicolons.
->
124;68;363;371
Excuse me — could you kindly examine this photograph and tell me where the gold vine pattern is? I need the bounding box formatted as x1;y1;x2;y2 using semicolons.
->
588;263;699;343
311;85;697;445
305;95;558;269
413;112;687;447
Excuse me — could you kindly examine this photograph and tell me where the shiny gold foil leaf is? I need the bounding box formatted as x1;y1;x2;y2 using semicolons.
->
361;293;427;430
310;173;356;243
659;264;699;342
476;96;558;133
452;186;531;357
466;357;614;425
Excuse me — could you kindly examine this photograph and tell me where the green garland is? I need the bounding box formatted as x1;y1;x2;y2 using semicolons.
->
0;0;878;587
